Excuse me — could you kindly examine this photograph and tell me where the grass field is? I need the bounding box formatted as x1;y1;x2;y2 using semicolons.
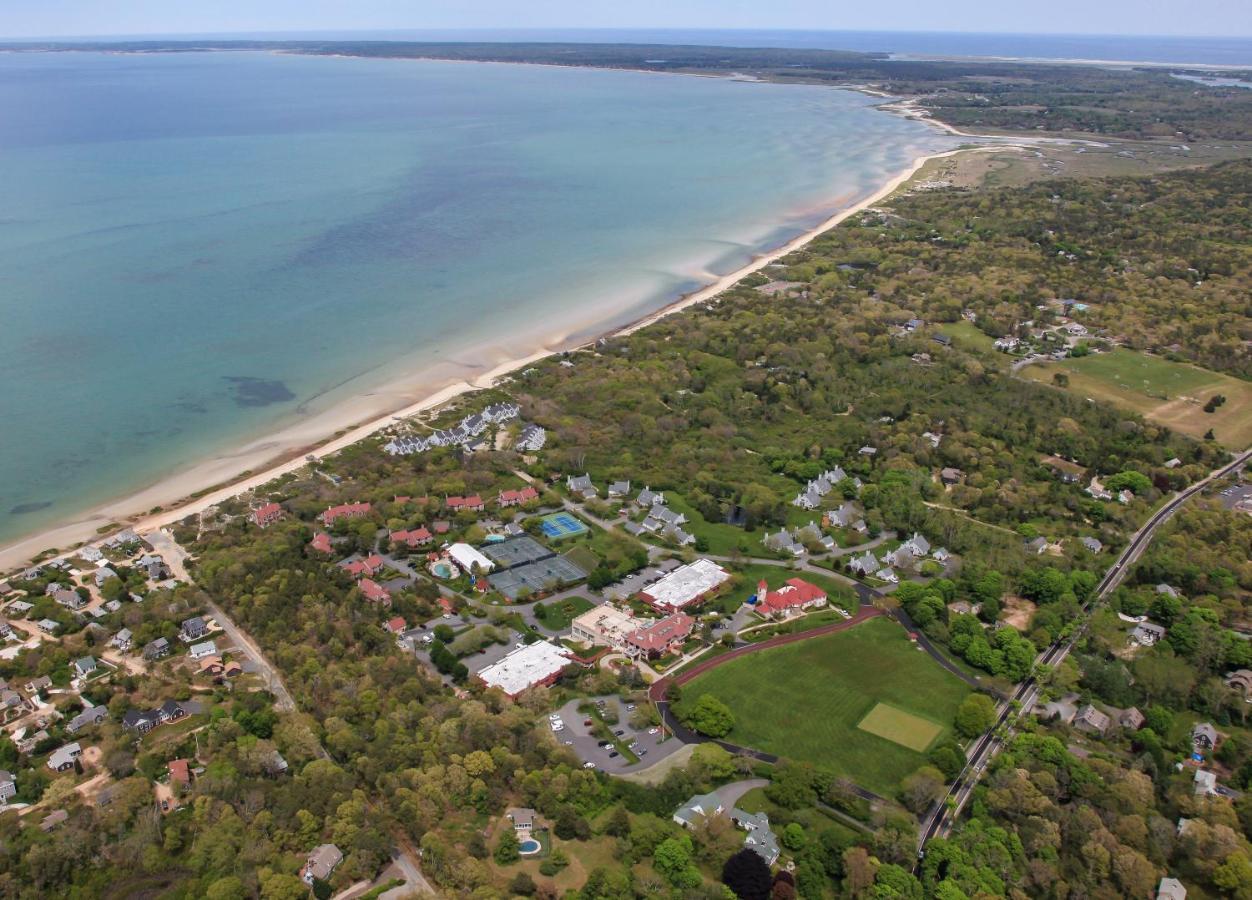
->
1023;350;1252;446
680;617;969;795
857;703;944;752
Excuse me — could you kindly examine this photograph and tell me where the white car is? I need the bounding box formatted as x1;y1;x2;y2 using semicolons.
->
548;713;562;721
647;727;660;735
583;762;596;769
551;722;564;732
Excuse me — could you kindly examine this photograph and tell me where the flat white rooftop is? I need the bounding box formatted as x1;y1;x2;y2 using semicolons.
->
640;558;730;610
477;640;571;696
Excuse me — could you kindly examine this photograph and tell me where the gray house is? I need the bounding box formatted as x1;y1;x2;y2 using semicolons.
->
144;637;171;660
67;705;109;735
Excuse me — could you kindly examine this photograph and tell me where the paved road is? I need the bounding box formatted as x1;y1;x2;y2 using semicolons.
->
148;529;304;717
916;447;1252;858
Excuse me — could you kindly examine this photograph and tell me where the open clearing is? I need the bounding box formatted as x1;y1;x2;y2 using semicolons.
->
1023;350;1252;446
857;703;944;752
680;617;969;795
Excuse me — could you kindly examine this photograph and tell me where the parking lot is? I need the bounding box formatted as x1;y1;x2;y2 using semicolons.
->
551;694;684;773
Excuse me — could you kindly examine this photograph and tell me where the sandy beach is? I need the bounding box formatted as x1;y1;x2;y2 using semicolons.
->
0;137;1018;575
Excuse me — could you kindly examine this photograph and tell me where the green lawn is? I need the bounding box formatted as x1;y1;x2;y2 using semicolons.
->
680;617;970;795
662;493;759;555
1022;349;1252;446
940;320;996;354
533;596;594;630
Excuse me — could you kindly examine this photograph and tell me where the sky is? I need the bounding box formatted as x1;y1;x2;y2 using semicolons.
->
1;0;1250;41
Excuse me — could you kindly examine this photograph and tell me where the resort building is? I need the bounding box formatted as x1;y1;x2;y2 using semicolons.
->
476;641;573;698
309;532;333;554
625;612;695;659
756;579;827;618
359;579;391;605
498;486;539;507
570;606;640;651
252;503;284;528
321;502;372;526
639;559;731;612
447;543;496;575
47;743;82;773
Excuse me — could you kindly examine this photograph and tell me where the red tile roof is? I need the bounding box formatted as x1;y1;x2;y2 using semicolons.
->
168;758;191;785
321;502;372;525
626;612;695;654
252;502;284;527
758;578;827;614
359;579;391;604
385;616;406;633
309;533;333;554
446;495;484;510
390;527;433;547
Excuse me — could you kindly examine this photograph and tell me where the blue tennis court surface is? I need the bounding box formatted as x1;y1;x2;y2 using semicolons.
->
540;512;588;538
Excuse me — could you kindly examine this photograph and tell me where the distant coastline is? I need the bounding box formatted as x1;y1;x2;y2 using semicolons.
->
0;122;1011;574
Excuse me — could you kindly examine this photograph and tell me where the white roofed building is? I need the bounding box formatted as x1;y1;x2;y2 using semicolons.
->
639;559;730;612
447;543;496;576
477;641;573;697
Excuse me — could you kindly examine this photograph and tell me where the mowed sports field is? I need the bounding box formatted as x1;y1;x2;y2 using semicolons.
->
1024;350;1252;447
680;617;970;795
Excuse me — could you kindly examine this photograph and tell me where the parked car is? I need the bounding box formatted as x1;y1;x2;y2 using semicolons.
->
548;713;562;721
608;751;619;759
583;762;595;769
647;727;660;735
613;729;625;736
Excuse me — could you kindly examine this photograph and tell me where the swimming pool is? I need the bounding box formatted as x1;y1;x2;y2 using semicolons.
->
519;838;541;855
429;561;455;579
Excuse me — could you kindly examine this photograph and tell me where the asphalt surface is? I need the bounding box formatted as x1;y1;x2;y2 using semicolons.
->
554;694;683;773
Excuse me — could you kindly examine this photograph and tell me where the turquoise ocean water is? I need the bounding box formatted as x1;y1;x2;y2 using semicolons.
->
0;50;953;545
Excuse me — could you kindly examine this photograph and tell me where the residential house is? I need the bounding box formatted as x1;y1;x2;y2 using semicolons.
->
390;526;433;548
309;532;334;554
763;530;804;557
796;522;835;553
52;589;85;611
1080;536;1103;554
1073;704;1111;736
1193;722;1218;750
729;807;780;865
0;619;11;641
515;424;546;452
497;487;539;508
673;792;724;828
73;657;98;679
180;616;208;642
40;810;68;832
47;743;82;772
36;619;60;634
252;502;284;528
507;807;538;836
876;568;899;584
0;770;15;805
321;502;372;526
1130;622;1167;647
143;637;171;661
446;494;485;512
109;628;132;652
78;546;104;563
67;705;108;735
340;554;384;579
828;501;864;530
566;474;597;499
1086;478;1113;501
25;675;52;695
940;467;964;485
1157;877;1187;900
1165;458;1183;469
359;579;392;605
136;554;170;580
302;844;344;886
607;480;631;498
1025;536;1049;555
168;758;192;788
122;709;161;734
1226;669;1252;701
1119;707;1146;731
199;656;225;678
1195;769;1219;797
933;333;953;347
849;551;879;576
94;568;118;588
188;640;218;661
859;446;877;456
636;486;664;508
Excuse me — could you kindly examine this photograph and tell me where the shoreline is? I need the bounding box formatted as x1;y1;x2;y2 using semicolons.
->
0;70;1018;574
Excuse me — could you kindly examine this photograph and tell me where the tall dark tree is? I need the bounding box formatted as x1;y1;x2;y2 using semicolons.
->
722;848;773;900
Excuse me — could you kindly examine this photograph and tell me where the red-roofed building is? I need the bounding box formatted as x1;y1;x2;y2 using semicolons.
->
438;597;455;615
309;532;333;554
390;527;433;548
498;486;540;507
359;579;391;605
384;616;406;634
340;555;384;579
321;502;372;526
446;495;485;512
625;613;695;659
393;496;412;504
168;758;191;787
757;578;827;618
252;502;284;528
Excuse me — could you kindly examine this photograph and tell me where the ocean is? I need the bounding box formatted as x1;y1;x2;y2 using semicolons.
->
0;50;954;546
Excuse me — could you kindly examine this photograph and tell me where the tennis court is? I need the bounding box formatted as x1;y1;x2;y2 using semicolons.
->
540;512;588;539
